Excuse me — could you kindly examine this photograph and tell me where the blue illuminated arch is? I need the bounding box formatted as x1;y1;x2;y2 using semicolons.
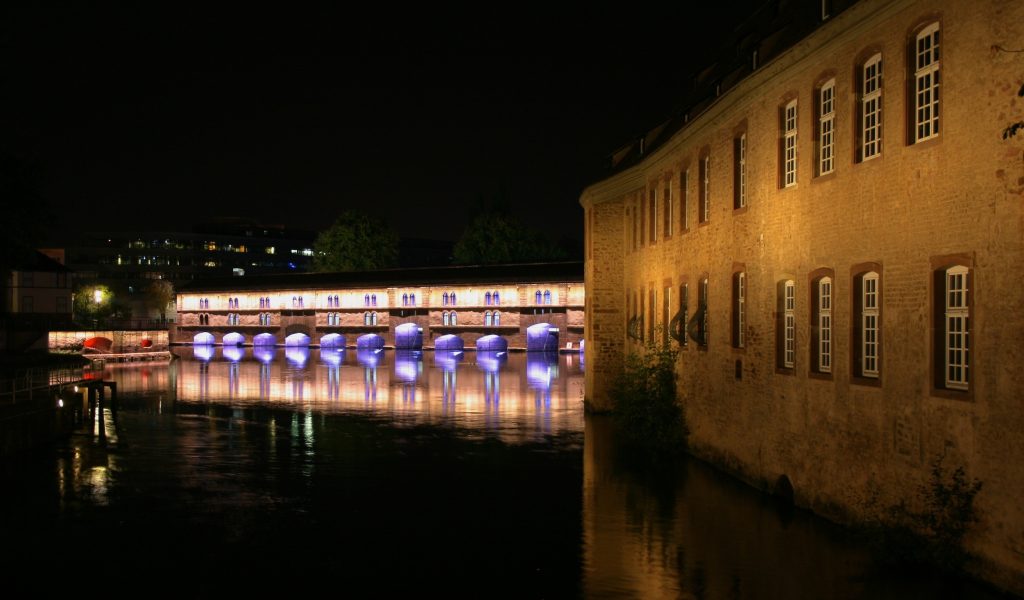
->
193;344;214;361
356;333;385;349
320;333;345;348
193;332;215;345
535;290;542;304
493;291;500;305
285;333;311;347
222;332;245;346
434;334;464;351
395;323;423;350
475;334;507;352
253;333;277;346
544;290;552;305
485;292;492;305
526;323;559;352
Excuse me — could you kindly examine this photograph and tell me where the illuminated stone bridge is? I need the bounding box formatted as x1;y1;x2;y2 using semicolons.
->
172;262;584;352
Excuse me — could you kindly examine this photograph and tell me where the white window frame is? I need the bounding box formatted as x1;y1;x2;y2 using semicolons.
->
665;181;673;238
700;278;709;346
682;170;690;231
702;155;711;222
450;311;457;326
862;55;882;160
818;277;832;373
862;272;880;377
914;23;940;142
737;272;746;348
650;188;658;243
819;80;835;175
783;99;798;187
663;285;672;347
493;311;500;326
737;133;747;208
784;280;796;367
945;266;969;390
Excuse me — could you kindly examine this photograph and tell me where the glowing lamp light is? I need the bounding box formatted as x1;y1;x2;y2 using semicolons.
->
93;289;104;304
58;399;64;408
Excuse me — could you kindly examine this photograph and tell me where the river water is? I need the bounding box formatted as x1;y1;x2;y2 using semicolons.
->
0;347;1007;598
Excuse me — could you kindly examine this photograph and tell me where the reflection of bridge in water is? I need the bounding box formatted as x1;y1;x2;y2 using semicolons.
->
174;346;585;440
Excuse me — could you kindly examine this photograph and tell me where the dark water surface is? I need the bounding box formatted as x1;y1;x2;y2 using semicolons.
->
0;348;1008;598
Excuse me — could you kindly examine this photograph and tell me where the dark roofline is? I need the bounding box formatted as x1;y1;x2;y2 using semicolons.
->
177;261;584;293
597;0;860;180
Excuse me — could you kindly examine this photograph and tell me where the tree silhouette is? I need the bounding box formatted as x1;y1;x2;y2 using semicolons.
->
312;210;399;272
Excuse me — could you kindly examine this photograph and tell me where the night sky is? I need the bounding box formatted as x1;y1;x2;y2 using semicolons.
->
5;3;762;244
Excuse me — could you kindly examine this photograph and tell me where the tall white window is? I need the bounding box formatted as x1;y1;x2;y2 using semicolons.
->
819;80;835;175
736;134;747;208
701;155;711;222
450;311;457;326
650;188;658;243
484;311;492;326
862;272;879;377
818;277;832;373
914;23;940;142
783;100;798;187
681;170;690;231
664;182;673;238
862;55;882;159
945;266;969;390
784;280;796;367
663;285;672;347
442;311;450;326
700;279;709;347
493;312;500;326
736;272;746;348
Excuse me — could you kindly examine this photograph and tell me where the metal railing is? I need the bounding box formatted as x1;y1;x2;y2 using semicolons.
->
0;367;88;404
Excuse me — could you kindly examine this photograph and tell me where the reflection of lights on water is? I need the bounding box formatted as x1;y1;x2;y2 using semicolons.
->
394;350;420;383
254;346;276;364
320;348;344;366
193;344;214;362
357;349;382;369
476;351;507;374
433;350;463;372
223;346;244;362
286;346;310;367
58;399;64;408
526;353;559;390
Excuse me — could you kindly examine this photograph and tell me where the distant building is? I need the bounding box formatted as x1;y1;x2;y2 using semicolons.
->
1;245;74;350
173;262;584;351
56;223;316;325
581;0;1024;593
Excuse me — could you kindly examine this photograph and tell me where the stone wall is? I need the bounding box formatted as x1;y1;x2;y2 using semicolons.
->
581;0;1024;592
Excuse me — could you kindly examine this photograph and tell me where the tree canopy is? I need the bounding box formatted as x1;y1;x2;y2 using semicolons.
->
312;210;399;272
144;279;175;321
452;212;566;265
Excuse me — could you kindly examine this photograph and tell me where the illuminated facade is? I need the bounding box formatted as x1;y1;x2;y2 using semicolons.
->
581;0;1024;592
173;262;584;351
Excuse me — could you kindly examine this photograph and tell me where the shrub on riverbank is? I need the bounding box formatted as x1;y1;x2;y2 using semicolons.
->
610;342;686;455
863;453;983;572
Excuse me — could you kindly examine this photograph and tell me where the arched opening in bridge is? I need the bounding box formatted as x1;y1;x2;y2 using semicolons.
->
526;323;559;352
356;333;385;350
395;323;423;350
476;334;507;352
435;334;464;352
320;333;345;348
223;332;245;346
285;333;311;347
253;333;277;346
193;332;215;345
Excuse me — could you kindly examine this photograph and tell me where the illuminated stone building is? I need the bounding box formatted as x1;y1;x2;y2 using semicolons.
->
581;0;1024;592
172;262;584;351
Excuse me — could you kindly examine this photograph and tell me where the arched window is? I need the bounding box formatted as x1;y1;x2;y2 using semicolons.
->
442;311;450;326
493;291;500;305
913;22;940;143
484;311;492;326
371;312;378;325
485;292;492;306
371;294;377;306
817;276;832;372
493;311;500;326
410;293;416;306
450;311;457;326
732;271;746;348
298;296;304;308
543;290;552;305
443;292;449;306
333;295;339;307
259;297;265;308
364;312;371;326
402;293;408;306
364;294;370;307
535;290;542;304
450;292;456;306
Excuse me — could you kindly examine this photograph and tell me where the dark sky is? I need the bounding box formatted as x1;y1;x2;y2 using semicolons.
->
5;3;762;244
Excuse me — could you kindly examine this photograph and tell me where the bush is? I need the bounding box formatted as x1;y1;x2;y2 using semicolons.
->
610;341;686;454
864;453;983;571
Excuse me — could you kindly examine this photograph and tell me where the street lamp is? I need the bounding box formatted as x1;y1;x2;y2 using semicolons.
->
92;288;104;329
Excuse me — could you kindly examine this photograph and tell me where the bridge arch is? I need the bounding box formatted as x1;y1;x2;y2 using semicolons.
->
434;334;464;351
395;323;423;350
193;332;215;345
222;332;245;346
526;323;559;352
475;334;507;352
